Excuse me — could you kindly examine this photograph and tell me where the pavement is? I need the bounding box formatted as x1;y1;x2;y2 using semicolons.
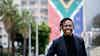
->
90;46;100;56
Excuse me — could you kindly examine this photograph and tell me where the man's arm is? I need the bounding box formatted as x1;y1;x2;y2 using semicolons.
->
81;39;87;56
46;41;57;56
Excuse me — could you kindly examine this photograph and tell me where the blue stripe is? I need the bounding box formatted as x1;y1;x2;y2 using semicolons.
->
73;7;83;36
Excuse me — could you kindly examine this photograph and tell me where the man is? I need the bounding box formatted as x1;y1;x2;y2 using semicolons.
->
46;18;87;56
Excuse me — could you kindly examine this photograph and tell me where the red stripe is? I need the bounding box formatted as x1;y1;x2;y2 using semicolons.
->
48;1;61;41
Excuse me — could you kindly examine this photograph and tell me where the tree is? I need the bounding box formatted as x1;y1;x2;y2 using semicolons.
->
92;14;100;46
92;14;100;28
0;0;50;55
38;22;50;54
16;9;34;56
31;22;50;54
92;35;100;46
0;0;34;55
0;0;18;55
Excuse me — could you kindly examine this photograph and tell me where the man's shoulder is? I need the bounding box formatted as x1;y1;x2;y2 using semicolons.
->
53;36;64;43
73;35;84;42
53;35;84;43
53;35;83;41
54;36;63;41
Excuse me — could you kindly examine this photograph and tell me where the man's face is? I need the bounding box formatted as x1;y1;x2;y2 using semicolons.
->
62;20;73;36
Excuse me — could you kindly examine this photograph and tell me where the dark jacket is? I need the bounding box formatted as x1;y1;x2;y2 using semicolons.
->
46;35;87;56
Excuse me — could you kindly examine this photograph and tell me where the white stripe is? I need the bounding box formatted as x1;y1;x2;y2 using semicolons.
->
49;0;83;21
83;0;86;31
49;0;64;20
70;1;84;19
70;1;84;36
45;41;53;55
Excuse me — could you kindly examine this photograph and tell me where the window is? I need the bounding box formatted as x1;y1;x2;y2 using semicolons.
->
41;0;48;5
40;8;48;15
21;0;26;6
29;0;37;5
0;35;2;38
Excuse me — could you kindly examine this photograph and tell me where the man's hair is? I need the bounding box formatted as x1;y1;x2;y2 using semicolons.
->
60;17;73;27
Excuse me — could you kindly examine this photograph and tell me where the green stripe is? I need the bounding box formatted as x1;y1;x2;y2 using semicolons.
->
51;0;81;17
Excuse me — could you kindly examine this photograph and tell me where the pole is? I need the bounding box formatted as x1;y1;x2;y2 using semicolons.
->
35;0;40;56
25;0;32;56
36;22;38;56
29;23;31;56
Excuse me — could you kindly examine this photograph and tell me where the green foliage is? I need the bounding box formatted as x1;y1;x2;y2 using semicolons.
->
0;0;50;55
31;22;36;46
31;22;50;54
15;9;33;36
0;0;17;17
92;14;100;46
38;22;50;54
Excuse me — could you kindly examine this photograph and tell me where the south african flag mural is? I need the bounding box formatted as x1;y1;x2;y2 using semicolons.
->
48;0;84;41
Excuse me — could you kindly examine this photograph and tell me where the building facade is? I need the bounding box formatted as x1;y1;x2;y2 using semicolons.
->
14;0;48;24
